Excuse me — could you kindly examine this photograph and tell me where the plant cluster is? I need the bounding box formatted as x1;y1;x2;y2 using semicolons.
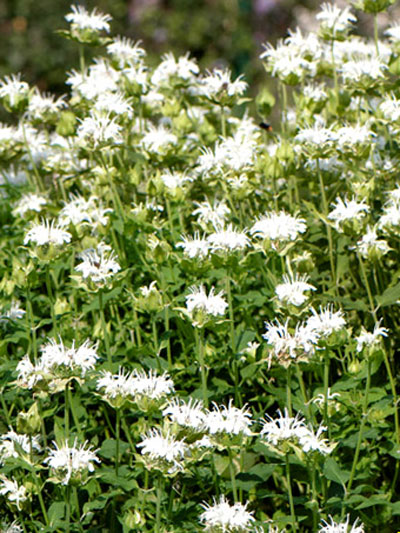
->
1;2;400;532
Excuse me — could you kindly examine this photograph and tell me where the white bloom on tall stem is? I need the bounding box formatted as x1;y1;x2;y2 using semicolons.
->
162;398;206;431
263;319;319;367
24;219;72;246
58;194;112;228
77;112;123;147
306;306;346;338
137;428;188;474
151;52;199;86
334;124;375;149
318;514;364;533
355;226;390;258
0;431;41;464
65;5;111;33
176;232;210;260
0;300;25;323
275;273;316;307
186;285;228;326
0;74;29;109
316;2;356;38
0;477;27;510
198;68;247;101
27;90;66;121
204;400;252;437
200;495;255;532
12;193;47;217
340;58;387;83
192;199;230;228
107;36;146;66
250;211;306;248
44;440;100;485
356;322;388;352
261;409;307;446
75;244;121;286
385;23;400;44
95;91;133;118
328;196;369;230
140;124;178;154
207;224;251;254
131;369;174;400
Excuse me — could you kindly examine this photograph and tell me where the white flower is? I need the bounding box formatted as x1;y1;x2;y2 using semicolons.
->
261;409;307;446
355;226;390;258
204;401;252;437
192;200;230;227
0;74;29;108
77;112;123;147
385;23;400;43
75;244;121;285
160;170;193;192
44;440;100;485
328;197;369;230
334;124;375;149
177;233;210;259
200;495;255;532
97;368;174;403
298;425;334;454
340;59;386;82
0;521;23;533
316;3;356;36
95;91;133;118
65;5;111;32
250;211;306;248
356;322;388;352
12;193;47;217
275;273;316;307
151;52;199;86
261;409;334;454
0;477;27;510
66;59;120;99
306;306;346;337
303;83;328;102
131;369;174;400
318;515;364;533
207;225;251;254
58;194;111;228
263;319;319;367
41;338;98;375
107;36;145;66
24;219;72;246
27;90;66;121
295;123;334;147
141;124;178;154
0;300;25;323
162;398;206;431
185;285;228;326
0;431;41;464
137;428;188;473
199;69;247;101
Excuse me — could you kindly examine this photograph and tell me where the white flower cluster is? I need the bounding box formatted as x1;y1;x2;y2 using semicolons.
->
185;285;228;327
44;439;100;485
16;338;98;389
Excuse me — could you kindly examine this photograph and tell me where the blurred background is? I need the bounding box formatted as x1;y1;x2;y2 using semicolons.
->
0;0;323;96
1;1;399;98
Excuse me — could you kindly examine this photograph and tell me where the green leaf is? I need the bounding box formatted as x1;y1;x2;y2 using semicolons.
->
376;282;400;307
98;439;130;459
323;457;350;488
356;494;389;510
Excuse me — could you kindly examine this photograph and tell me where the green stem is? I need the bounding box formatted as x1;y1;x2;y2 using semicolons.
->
65;383;70;444
99;290;112;370
221;104;226;137
115;408;121;476
155;474;163;533
295;365;313;424
374;14;379;55
68;385;83;440
285;454;297;531
323;351;331;439
286;366;292;417
317;159;336;288
45;266;58;336
228;447;238;502
66;484;71;533
195;327;208;407
345;358;371;500
358;253;377;321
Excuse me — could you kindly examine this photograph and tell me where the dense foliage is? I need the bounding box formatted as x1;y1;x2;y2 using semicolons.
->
1;2;400;532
